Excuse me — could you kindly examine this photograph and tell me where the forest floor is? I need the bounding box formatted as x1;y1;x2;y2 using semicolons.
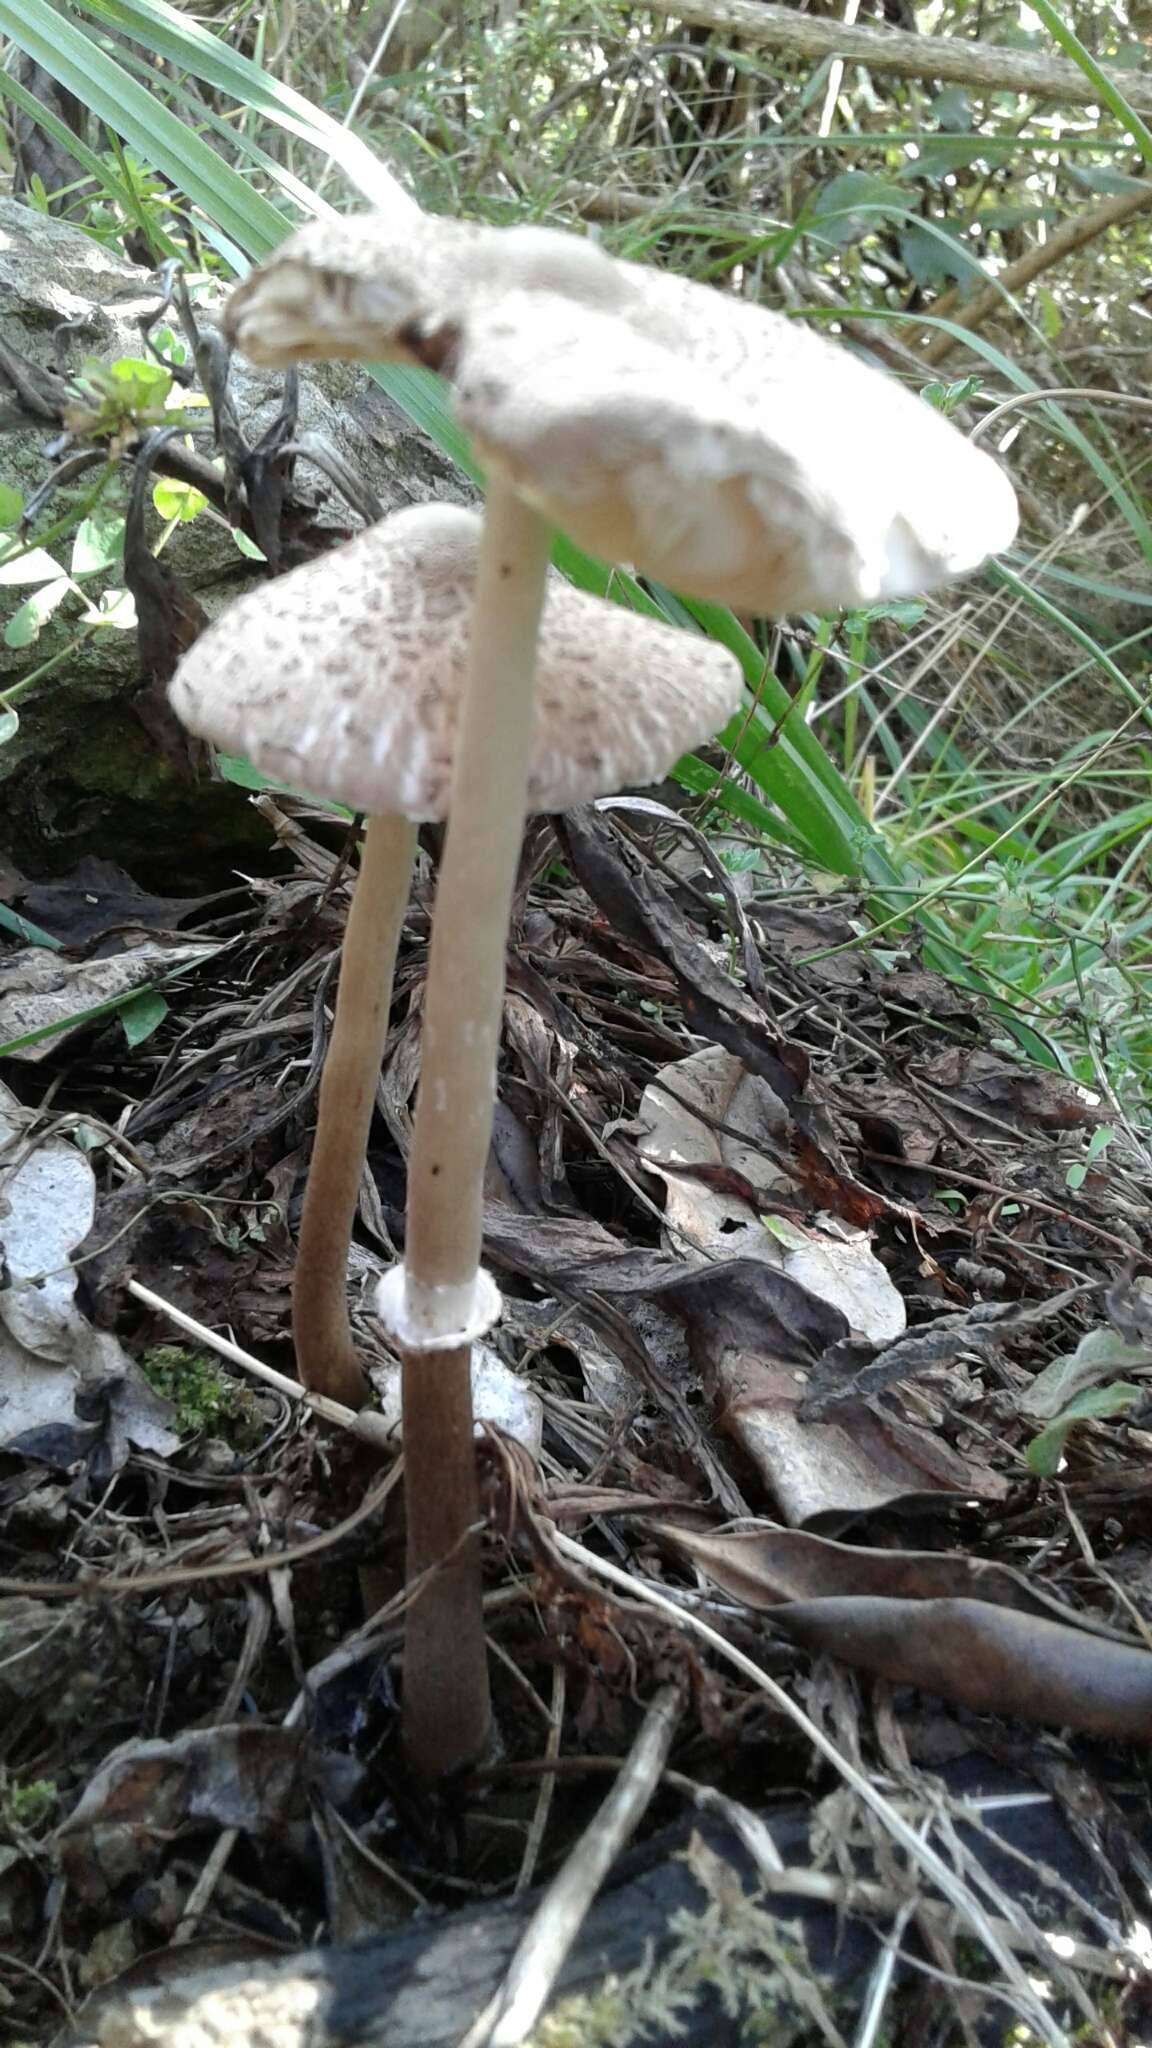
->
2;769;1151;2047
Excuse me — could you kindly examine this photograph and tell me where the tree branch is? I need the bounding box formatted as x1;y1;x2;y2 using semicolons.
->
641;0;1152;113
917;180;1152;362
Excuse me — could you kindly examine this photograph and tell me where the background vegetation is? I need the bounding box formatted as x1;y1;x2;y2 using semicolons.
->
1;0;1150;1121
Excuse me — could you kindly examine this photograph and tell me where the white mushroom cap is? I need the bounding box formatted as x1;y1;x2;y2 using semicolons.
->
224;213;1017;614
452;289;1018;613
224;216;626;366
167;503;744;817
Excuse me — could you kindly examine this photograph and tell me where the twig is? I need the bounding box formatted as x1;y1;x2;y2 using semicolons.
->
172;1829;239;1945
515;1664;567;1896
916;182;1152;362
459;1681;684;2048
645;0;1152;111
126;1280;396;1448
853;1825;927;2048
971;384;1152;442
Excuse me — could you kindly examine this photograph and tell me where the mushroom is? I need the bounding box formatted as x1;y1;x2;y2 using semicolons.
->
220;214;1016;1779
223;210;1018;611
168;500;743;1778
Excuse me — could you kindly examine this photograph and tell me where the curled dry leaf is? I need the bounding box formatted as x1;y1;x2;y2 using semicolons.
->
910;1046;1097;1135
10;857;220;948
636;1046;905;1345
770;1596;1152;1742
716;1350;1006;1526
645;1519;1133;1640
656;1259;1006;1526
837;1077;945;1170
744;901;867;991
57;1726;362;1905
490;1206;1003;1523
798;1284;1087;1422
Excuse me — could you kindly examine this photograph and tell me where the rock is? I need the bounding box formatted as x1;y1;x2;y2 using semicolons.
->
0;199;465;886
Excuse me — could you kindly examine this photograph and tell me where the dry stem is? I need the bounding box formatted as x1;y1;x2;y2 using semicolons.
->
655;0;1152;110
460;1683;684;2048
916;181;1152;364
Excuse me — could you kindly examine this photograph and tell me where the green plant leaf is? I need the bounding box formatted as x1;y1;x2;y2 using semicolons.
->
3;579;72;647
73;0;417;206
1024;1382;1144;1477
153;478;208;523
0;0;290;257
0;902;61;950
119;989;169;1046
71;508;125;577
0;547;68;587
810;171;906;245
0;485;23;529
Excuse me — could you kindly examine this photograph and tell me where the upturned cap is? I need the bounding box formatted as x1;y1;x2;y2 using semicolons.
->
224;212;1018;615
167;501;744;817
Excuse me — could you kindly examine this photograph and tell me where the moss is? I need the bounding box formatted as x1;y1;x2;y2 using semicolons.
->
525;1837;840;2048
0;1775;57;1835
138;1344;247;1438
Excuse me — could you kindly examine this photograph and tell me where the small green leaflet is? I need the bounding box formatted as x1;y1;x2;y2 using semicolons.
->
71;507;126;577
119;989;169;1046
3;578;72;648
153;477;208;523
1025;1382;1143;1477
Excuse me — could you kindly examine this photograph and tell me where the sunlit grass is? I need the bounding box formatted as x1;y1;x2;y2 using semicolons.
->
1;0;1150;1108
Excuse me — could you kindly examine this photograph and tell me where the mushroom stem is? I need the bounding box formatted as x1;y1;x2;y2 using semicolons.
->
399;478;553;1779
294;811;417;1411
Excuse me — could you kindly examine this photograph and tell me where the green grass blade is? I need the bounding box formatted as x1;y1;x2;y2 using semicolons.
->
1027;0;1152;164
0;0;290;256
71;0;416;207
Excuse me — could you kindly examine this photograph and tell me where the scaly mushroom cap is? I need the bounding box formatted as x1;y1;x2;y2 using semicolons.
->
224;216;625;365
224;213;1018;613
167;503;744;817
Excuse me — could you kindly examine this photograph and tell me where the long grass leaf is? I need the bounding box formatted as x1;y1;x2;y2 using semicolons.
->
0;0;289;255
71;0;417;208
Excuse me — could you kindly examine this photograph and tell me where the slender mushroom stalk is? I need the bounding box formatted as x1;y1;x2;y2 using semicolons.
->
390;481;552;1777
293;811;416;1411
168;501;742;1782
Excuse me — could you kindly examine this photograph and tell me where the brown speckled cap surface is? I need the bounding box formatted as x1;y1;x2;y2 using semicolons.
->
168;502;744;818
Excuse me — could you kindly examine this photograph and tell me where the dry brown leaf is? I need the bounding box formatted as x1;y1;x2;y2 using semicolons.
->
715;1351;1007;1526
910;1046;1096;1134
770;1596;1152;1741
57;1726;361;1905
637;1047;905;1344
643;1259;1005;1525
645;1520;1128;1638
